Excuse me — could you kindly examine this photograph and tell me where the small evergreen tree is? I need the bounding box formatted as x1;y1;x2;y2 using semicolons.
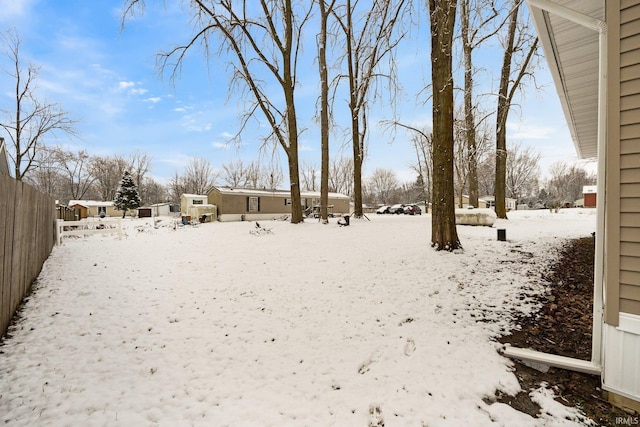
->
113;171;142;218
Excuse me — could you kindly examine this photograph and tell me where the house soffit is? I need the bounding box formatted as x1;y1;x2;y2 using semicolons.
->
529;0;603;159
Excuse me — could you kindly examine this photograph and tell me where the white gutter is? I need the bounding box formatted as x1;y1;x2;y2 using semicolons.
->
523;0;606;371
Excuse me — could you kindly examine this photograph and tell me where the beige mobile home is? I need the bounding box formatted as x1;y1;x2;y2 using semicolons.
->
68;200;119;219
521;0;640;412
208;187;351;222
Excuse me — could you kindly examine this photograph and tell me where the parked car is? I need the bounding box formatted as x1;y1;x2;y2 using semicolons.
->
376;205;391;214
403;204;422;215
388;204;406;214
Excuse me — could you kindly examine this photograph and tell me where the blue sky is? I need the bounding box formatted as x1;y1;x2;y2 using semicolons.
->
0;0;595;185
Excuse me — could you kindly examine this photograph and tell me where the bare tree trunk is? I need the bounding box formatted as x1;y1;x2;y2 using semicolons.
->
282;0;304;223
495;2;514;219
461;0;478;208
345;0;364;218
429;0;460;251
351;115;364;218
494;1;538;219
318;0;334;223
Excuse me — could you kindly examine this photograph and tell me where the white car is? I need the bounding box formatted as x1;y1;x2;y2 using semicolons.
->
376;205;390;214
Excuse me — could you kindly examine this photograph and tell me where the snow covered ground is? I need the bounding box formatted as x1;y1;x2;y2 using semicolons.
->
0;209;598;426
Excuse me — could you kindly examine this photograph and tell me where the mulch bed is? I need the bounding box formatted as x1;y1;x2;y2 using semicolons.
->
498;235;636;425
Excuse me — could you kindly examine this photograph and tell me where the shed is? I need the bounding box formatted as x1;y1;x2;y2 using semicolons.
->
138;208;152;218
148;202;180;217
180;194;217;221
583;185;597;208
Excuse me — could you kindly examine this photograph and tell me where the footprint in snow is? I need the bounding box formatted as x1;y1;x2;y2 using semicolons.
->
404;338;416;356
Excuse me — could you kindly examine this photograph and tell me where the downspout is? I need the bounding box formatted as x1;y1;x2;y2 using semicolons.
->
505;0;606;374
592;20;607;369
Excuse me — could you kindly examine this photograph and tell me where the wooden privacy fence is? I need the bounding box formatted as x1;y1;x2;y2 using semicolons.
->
1;173;56;338
57;205;78;221
56;218;122;245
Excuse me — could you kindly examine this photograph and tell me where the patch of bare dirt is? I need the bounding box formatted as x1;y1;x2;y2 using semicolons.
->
499;235;636;425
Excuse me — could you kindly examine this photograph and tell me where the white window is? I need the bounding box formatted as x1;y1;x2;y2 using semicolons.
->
193;199;203;205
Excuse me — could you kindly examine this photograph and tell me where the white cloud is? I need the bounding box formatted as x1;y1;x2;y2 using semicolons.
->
118;81;135;90
0;0;33;22
130;88;149;96
145;97;161;103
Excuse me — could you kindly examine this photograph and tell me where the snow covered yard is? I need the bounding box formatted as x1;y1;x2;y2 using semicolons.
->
0;210;597;426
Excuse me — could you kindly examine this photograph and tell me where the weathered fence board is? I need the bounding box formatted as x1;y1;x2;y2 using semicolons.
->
0;173;56;338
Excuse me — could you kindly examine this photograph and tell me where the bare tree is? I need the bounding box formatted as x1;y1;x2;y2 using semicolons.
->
458;0;506;208
53;147;95;201
0;29;77;180
89;154;129;201
477;154;495;198
505;142;540;207
220;159;283;190
257;164;284;190
183;156;217;195
128;151;151;189
328;155;353;196
300;161;319;191
332;0;407;218
123;0;312;223
453;112;470;208
139;176;169;205
546;162;596;209
366;168;399;205
167;171;188;203
383;121;433;208
410;132;433;209
453;110;493;207
220;159;250;188
494;0;539;218
429;0;460;250
22;146;65;198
